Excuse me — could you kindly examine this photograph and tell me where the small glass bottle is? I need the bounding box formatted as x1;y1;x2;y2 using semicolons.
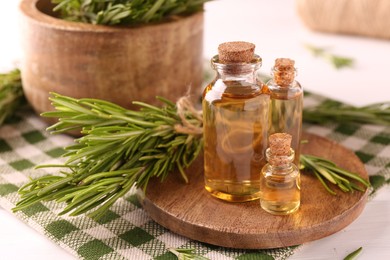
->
260;133;300;215
202;41;270;202
266;58;303;166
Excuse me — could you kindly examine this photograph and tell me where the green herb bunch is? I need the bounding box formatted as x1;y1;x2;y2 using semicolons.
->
303;99;390;126
0;69;25;126
301;154;369;195
14;93;203;219
52;0;208;25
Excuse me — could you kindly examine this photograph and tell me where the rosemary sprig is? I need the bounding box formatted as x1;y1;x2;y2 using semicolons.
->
305;44;354;69
303;99;390;125
0;69;25;126
300;154;370;195
51;0;208;25
169;248;210;260
13;93;203;219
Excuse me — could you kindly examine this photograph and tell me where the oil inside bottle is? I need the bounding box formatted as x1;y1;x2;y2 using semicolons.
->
260;167;300;215
203;80;269;202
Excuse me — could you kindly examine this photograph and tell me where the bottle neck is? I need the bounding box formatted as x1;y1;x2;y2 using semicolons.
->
212;55;262;83
266;148;295;169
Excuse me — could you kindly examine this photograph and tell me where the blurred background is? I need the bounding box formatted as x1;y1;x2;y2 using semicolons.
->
2;0;390;106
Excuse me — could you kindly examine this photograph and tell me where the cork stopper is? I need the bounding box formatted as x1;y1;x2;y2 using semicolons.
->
269;133;292;156
218;41;255;63
273;58;295;86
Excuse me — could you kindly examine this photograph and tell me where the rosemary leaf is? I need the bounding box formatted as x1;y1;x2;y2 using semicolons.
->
169;248;210;260
0;69;25;126
344;247;363;260
313;170;337;195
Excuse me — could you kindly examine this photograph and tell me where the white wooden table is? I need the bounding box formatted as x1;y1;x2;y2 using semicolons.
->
1;0;389;259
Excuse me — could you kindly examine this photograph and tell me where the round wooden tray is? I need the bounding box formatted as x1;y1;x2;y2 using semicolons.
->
138;133;369;249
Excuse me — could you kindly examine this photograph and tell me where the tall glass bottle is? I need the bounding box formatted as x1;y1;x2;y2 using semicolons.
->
260;133;300;215
202;41;270;202
266;58;303;166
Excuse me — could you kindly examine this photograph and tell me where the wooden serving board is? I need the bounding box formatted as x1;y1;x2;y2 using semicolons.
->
138;133;369;249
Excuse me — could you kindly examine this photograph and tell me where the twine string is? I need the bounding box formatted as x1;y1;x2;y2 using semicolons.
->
174;95;203;135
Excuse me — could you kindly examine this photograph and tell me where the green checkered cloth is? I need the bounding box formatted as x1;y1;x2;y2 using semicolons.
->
0;92;389;260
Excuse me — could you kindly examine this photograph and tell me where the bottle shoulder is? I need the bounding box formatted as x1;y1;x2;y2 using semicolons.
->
262;163;300;178
266;79;303;92
265;80;303;100
203;79;266;103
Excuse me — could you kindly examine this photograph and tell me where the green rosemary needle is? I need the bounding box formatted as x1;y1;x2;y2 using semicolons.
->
344;247;363;260
169;248;210;260
0;69;25;126
13;92;203;219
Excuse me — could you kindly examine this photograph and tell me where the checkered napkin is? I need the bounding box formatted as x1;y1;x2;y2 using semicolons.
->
0;92;389;260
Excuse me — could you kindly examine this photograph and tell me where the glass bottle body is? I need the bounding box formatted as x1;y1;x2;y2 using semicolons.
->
202;55;270;202
267;79;303;166
260;148;300;215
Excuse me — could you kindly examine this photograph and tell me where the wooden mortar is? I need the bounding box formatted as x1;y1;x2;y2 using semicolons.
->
19;0;204;116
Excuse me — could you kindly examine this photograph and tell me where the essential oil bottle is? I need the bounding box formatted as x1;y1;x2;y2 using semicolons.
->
260;133;300;215
266;58;303;166
202;41;270;202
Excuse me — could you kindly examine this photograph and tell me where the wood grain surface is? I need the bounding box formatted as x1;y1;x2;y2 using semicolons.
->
139;132;369;249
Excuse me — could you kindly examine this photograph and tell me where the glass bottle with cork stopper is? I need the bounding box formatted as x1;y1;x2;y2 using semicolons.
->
260;133;300;215
202;41;270;202
266;58;303;166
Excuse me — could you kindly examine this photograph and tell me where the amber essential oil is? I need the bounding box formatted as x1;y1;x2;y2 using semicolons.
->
260;133;300;215
203;81;269;202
